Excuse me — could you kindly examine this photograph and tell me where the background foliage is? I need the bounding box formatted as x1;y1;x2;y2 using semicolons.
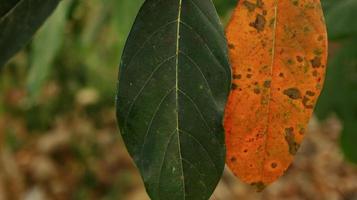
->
0;0;356;199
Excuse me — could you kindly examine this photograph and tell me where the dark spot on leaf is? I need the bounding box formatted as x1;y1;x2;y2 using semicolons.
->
302;96;313;109
247;74;253;78
250;14;266;32
312;70;318;77
254;88;261;94
283;88;302;99
287;59;294;65
256;0;264;8
232;83;238;90
311;56;321;68
228;43;235;49
318;35;324;41
285;127;294;135
285;127;300;155
263;80;271;88
306;90;315;96
296;56;303;62
243;0;256;12
279;73;284;77
314;48;323;55
248;68;252;72
233;74;242;79
271;162;278;168
231;157;237;162
299;128;305;135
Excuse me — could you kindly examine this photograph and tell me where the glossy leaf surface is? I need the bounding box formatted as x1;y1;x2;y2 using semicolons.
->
0;0;60;67
224;0;328;187
116;0;231;199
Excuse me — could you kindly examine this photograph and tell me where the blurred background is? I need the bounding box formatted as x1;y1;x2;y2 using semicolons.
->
0;0;356;199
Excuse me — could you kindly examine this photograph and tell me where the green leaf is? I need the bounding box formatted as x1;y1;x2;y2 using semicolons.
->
325;0;357;40
116;0;231;199
0;0;61;67
27;0;71;101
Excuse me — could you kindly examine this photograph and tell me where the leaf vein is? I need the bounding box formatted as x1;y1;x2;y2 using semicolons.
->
179;129;219;174
179;51;219;109
139;87;176;165
180;21;229;83
177;89;217;139
123;20;178;71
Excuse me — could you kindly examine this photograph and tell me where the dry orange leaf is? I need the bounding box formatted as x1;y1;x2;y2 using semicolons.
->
224;0;327;188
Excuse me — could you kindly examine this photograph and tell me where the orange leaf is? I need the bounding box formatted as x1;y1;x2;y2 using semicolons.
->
224;0;327;188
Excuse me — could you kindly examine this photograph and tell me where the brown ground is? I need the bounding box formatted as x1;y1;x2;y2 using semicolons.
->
0;111;356;200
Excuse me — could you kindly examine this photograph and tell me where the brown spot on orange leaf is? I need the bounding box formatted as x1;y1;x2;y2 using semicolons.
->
306;90;315;96
302;96;314;109
312;70;318;77
296;55;304;62
233;74;242;79
224;0;327;186
254;88;261;94
299;128;305;135
243;0;257;12
318;35;324;41
264;80;271;88
250;14;266;32
256;0;264;8
283;88;302;99
231;83;239;90
311;56;321;68
285;128;300;155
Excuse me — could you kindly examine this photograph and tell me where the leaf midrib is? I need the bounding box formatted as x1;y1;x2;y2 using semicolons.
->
260;0;279;179
174;0;186;199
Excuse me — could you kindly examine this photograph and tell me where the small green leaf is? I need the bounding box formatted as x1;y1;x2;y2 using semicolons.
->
27;0;71;101
116;0;231;199
0;0;61;67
